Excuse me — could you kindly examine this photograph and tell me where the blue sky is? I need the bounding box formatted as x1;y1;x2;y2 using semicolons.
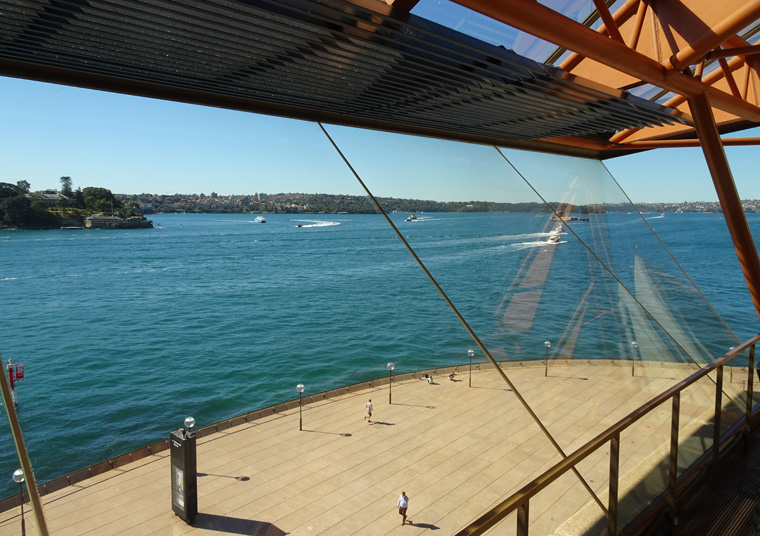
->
1;75;759;203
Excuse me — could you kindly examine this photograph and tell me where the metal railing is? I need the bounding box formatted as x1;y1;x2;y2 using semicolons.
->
455;334;760;536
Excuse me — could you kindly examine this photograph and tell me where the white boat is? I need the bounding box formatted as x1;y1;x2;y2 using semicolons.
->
405;214;417;221
254;216;266;223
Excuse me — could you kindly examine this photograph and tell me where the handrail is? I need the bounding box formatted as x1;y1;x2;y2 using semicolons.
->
455;334;760;536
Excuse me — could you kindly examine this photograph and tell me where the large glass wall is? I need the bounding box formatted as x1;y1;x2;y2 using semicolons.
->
323;124;749;531
1;78;755;532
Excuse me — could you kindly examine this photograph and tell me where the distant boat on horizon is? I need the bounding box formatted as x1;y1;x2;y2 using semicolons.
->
254;216;266;223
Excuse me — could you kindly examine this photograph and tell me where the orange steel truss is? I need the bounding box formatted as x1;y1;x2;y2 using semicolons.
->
448;0;760;146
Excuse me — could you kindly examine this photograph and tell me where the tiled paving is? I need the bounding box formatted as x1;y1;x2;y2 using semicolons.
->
0;362;729;536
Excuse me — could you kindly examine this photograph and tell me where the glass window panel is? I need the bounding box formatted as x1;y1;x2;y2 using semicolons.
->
323;125;748;482
412;0;561;61
678;374;722;477
617;409;672;527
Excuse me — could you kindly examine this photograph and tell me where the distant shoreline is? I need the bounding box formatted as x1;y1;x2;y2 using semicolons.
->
114;192;757;216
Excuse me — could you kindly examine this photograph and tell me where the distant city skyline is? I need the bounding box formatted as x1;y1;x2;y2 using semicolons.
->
2;75;759;204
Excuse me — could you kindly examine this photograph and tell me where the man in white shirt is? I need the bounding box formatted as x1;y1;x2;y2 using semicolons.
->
364;399;373;422
397;491;409;525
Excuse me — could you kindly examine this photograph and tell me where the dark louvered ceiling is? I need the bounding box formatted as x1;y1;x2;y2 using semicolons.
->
0;0;690;152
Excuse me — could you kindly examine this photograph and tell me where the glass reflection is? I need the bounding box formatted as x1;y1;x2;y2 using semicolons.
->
321;124;751;532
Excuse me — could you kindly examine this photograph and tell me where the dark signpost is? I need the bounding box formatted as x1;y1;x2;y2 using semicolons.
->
170;421;197;525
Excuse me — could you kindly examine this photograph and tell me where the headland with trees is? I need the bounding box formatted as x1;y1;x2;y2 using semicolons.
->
0;177;152;229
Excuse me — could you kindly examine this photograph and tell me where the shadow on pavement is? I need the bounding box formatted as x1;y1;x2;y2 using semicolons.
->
194;513;286;535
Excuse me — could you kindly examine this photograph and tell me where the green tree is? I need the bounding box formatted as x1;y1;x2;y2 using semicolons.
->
72;187;85;209
82;187;122;213
0;182;22;199
0;195;34;226
16;180;30;193
60;176;73;197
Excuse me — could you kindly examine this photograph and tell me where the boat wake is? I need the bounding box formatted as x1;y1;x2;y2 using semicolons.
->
293;220;341;228
511;239;567;250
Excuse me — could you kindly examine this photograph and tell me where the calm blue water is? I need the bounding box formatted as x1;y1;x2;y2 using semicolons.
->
0;212;758;497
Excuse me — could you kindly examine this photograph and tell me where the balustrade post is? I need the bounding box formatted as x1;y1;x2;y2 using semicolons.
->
517;501;529;536
608;433;620;536
747;344;756;438
668;393;680;529
713;366;723;480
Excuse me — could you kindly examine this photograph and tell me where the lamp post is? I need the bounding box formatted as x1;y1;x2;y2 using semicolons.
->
631;342;638;377
544;341;551;377
387;363;395;404
12;469;24;536
296;383;305;430
468;349;474;387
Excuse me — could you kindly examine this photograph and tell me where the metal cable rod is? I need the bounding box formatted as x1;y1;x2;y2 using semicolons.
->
318;122;608;516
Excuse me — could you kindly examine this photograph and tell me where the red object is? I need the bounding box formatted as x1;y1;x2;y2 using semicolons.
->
7;363;23;391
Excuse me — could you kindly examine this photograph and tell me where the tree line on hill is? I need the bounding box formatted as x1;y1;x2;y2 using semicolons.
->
4;177;751;229
0;177;142;229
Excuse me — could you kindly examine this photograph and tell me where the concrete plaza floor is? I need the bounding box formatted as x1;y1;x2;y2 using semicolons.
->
0;361;730;536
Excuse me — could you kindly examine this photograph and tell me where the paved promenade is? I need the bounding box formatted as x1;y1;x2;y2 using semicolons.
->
0;362;728;535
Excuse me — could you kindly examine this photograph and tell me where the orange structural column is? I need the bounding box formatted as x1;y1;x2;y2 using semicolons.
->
689;92;760;323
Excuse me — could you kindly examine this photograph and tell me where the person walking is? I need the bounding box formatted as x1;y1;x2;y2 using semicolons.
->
364;398;373;422
397;491;409;525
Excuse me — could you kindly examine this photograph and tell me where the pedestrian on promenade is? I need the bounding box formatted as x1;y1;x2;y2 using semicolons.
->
364;399;373;422
397;491;410;525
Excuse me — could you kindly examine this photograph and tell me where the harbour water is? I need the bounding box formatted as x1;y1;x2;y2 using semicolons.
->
0;211;758;498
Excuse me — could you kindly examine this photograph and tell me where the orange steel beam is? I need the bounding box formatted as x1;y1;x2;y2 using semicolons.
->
742;63;752;100
705;45;760;61
719;57;742;98
454;0;760;121
539;136;615;152
663;47;755;109
560;0;639;72
665;2;760;71
609;128;639;144
694;59;705;80
688;92;760;323
608;137;760;149
627;0;648;51
591;0;624;44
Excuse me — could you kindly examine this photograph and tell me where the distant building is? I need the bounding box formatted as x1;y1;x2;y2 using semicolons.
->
85;214;153;229
28;191;68;207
